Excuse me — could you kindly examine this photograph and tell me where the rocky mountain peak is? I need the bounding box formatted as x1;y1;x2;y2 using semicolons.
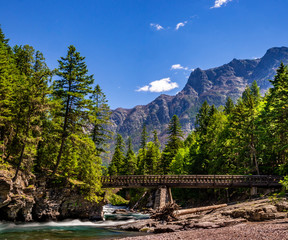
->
109;47;288;153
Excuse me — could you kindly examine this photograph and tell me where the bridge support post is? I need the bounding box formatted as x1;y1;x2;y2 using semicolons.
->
250;187;257;196
154;186;173;209
167;187;173;204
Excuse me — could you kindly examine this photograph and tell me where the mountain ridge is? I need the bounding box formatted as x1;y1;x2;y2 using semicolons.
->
110;47;288;150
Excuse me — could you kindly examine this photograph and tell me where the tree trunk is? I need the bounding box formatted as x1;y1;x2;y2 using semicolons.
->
175;203;227;216
13;107;32;181
12;143;25;182
52;95;70;176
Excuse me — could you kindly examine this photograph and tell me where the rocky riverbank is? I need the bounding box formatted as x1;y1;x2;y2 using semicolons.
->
118;197;288;237
0;168;103;222
121;219;288;240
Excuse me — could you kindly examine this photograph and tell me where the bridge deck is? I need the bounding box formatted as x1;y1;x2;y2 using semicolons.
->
101;175;282;188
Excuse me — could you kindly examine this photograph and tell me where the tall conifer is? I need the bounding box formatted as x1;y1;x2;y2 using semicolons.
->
52;45;94;175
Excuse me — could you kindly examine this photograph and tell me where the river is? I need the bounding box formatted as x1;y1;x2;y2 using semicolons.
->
0;205;150;240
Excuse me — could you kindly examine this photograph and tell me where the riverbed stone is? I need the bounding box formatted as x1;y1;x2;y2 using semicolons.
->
153;224;182;233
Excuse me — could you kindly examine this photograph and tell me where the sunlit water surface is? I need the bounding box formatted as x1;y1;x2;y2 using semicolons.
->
0;205;150;240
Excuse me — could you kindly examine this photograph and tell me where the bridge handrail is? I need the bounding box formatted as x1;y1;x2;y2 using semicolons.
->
100;175;283;187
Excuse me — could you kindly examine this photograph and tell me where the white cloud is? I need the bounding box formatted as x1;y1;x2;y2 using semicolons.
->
136;78;179;93
175;21;188;30
171;64;189;71
150;23;164;30
211;0;232;9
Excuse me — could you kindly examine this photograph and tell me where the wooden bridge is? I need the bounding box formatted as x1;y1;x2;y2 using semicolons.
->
101;175;283;209
101;175;283;189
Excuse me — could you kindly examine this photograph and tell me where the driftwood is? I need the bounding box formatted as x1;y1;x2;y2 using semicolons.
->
151;202;180;222
131;191;147;210
175;203;227;216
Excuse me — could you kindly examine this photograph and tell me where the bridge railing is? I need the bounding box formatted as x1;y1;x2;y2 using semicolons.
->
100;175;283;188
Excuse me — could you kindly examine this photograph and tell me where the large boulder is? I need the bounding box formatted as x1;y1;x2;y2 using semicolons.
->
0;169;104;222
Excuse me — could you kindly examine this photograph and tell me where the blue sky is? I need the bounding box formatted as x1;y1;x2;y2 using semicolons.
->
1;0;288;109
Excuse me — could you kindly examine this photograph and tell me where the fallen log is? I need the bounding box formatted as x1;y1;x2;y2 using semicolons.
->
131;191;147;211
175;203;227;216
151;202;180;222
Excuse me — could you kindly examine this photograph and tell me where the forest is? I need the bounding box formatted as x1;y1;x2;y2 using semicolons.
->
109;69;288;179
1;26;288;204
0;27;110;201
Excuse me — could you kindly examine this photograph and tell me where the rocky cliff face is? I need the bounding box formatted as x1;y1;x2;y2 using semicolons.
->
0;169;103;222
110;47;288;149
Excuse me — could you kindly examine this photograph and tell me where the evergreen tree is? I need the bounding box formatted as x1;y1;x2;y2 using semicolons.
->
152;130;161;149
250;80;261;102
140;123;148;149
160;115;183;174
226;83;261;175
89;84;112;155
145;141;161;174
188;102;222;174
52;45;94;175
5;46;51;180
195;101;210;134
224;97;234;114
108;134;125;175
136;123;149;174
122;137;137;175
170;147;189;174
0;36;17;160
0;26;10;48
261;63;288;173
136;148;146;175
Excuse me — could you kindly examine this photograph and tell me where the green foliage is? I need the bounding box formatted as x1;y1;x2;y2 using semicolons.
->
160;115;183;174
52;45;94;175
262;63;288;171
140;123;148;149
89;84;112;156
144;142;161;174
170;147;189;174
280;176;288;190
224;97;234;114
108;134;125;175
122;137;137;175
107;193;129;206
0;28;105;202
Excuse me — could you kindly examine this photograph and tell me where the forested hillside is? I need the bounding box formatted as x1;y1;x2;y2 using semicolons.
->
1;24;288;196
109;67;288;178
110;47;288;151
0;27;112;201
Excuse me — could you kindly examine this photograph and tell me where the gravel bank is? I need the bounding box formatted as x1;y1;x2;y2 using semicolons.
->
121;220;288;240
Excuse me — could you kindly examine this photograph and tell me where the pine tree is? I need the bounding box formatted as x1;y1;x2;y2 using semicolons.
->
195;101;210;134
224;97;234;114
160;115;183;174
0;26;10;48
140;123;148;149
108;134;125;175
52;45;94;175
0;45;52;180
250;80;261;103
89;84;112;155
122;137;137;175
170;147;189;174
226;83;261;175
145;141;161;174
261;63;288;172
153;130;161;149
0;36;17;160
136;123;148;174
12;47;51;180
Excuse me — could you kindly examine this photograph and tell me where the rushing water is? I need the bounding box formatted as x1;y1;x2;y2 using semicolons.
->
0;205;150;240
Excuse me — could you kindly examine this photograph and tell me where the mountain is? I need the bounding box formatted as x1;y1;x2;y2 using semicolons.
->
110;47;288;149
